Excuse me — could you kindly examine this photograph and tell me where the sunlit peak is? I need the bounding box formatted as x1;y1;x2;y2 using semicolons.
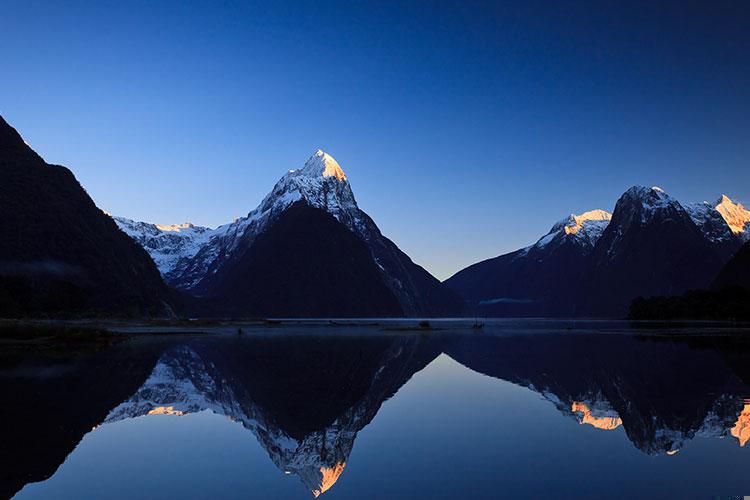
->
715;195;750;235
311;462;346;497
563;209;612;235
731;402;750;447
571;401;622;430
302;149;347;181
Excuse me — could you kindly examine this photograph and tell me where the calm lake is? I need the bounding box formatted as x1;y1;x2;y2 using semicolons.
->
3;320;750;499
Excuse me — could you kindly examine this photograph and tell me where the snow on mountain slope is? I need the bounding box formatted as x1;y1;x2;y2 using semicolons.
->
112;216;215;277
162;149;365;290
113;149;461;315
534;209;612;249
685;200;735;244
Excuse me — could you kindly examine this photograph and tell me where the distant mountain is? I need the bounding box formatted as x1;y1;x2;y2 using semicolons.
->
116;150;463;317
0;115;173;318
113;218;214;278
585;186;724;315
448;185;745;317
445;209;611;316
686;195;748;259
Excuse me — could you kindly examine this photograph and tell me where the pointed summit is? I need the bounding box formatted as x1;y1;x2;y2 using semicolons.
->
300;150;347;181
715;195;750;238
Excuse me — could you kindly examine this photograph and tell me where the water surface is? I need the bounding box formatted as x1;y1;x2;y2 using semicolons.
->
3;321;750;499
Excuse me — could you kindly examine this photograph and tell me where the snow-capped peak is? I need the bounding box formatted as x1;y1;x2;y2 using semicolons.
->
299;149;348;181
245;149;358;226
147;150;365;290
715;194;750;239
619;185;682;224
624;185;674;204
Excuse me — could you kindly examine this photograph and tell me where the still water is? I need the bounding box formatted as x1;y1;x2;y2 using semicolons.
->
3;321;750;499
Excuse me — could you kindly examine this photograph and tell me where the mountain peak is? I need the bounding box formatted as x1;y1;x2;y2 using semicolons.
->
536;209;612;249
300;150;347;181
624;185;671;200
715;194;750;237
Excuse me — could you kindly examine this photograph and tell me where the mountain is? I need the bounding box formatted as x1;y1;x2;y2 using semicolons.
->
0;115;173;318
447;185;742;317
112;217;214;278
116;150;462;317
584;186;725;315
715;195;750;241
686;195;748;258
445;209;611;316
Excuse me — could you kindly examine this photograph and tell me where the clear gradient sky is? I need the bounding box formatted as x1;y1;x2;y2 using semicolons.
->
2;1;749;279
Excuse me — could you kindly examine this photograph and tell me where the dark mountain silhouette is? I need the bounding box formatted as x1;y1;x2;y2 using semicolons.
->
0;115;173;318
448;186;732;318
117;150;463;318
584;186;724;316
201;201;405;317
445;210;610;316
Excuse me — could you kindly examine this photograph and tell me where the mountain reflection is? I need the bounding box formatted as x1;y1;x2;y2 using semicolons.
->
102;335;439;497
442;334;750;455
3;330;750;498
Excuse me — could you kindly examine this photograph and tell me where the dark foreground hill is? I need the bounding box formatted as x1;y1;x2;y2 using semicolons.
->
0;115;173;318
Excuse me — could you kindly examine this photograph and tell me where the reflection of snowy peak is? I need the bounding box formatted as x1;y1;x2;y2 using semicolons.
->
104;346;240;422
535;385;746;455
103;338;434;496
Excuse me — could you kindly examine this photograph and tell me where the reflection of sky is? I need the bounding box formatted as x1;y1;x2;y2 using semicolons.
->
3;2;750;279
14;353;750;499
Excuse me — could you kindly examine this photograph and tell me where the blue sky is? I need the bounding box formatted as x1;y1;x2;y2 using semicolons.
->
2;1;749;279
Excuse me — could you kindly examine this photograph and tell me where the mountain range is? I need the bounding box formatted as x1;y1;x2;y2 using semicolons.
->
446;186;750;317
1;113;748;319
